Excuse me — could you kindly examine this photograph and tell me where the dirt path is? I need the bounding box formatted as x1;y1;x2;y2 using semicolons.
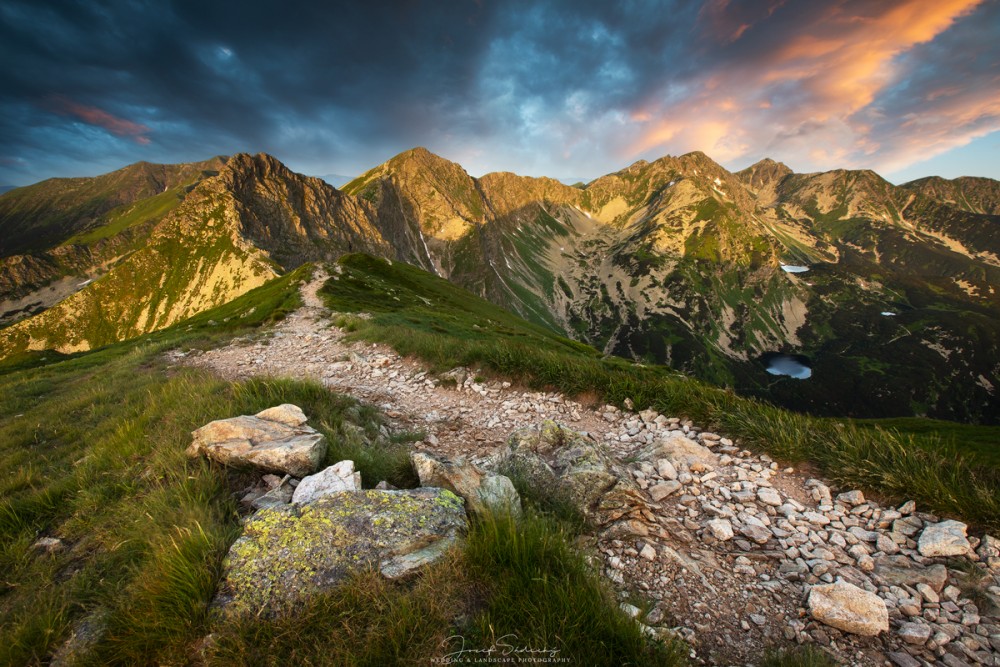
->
178;272;999;667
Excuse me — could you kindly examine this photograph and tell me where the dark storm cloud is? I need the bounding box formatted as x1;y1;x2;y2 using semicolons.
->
0;0;997;185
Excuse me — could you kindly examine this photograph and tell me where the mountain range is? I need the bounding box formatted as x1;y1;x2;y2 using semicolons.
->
1;148;997;422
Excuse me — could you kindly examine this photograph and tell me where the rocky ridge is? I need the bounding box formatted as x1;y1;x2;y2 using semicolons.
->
178;272;1000;666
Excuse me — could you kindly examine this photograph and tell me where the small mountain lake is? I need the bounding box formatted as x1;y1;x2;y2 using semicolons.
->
780;264;809;273
760;353;812;379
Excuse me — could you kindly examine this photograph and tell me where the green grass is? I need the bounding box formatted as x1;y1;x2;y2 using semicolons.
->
462;510;686;667
0;262;678;664
0;341;418;665
205;509;685;667
321;254;1000;531
0;266;407;664
204;560;473;666
61;186;185;246
759;645;838;667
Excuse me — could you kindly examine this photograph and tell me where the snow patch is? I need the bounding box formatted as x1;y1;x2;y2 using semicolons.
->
780;265;809;274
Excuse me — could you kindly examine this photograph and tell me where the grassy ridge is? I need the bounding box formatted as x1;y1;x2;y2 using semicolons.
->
60;186;186;246
322;254;1000;531
1;264;680;665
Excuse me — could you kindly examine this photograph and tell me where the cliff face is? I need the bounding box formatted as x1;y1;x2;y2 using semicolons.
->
219;153;391;269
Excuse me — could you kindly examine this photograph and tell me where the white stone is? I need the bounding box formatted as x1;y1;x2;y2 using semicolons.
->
757;487;782;507
705;519;734;541
656;459;678;480
836;490;865;506
918;520;971;558
898;622;931;645
804;511;831;526
293;460;358;503
188;413;327;477
807;581;888;636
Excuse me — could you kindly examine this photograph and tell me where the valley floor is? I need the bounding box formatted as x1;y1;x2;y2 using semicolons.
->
180;272;1000;666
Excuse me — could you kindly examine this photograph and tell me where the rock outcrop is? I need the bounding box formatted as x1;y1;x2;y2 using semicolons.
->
496;421;657;537
216;487;466;617
410;451;520;517
186;405;326;477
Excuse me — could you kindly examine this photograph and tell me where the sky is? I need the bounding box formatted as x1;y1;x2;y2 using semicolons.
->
1;0;998;187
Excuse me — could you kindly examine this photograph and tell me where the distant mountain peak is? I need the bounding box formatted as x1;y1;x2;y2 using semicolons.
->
736;157;793;193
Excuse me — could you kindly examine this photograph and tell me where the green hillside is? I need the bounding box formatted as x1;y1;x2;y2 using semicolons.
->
0;266;685;666
0;158;227;257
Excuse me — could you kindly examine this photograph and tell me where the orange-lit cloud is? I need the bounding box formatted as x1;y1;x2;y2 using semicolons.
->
627;0;990;175
47;95;151;145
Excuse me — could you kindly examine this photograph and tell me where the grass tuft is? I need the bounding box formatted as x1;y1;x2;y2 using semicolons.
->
463;509;687;666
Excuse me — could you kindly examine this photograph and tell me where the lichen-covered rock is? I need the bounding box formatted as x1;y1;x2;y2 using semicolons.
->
186;406;326;477
977;534;1000;569
502;421;619;511
292;460;359;503
808;581;888;636
216;488;466;617
49;609;109;667
918;520;971;558
497;421;655;537
410;452;520;517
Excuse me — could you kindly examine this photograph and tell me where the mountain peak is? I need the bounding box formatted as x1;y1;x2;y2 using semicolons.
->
220;152;300;191
736;157;793;192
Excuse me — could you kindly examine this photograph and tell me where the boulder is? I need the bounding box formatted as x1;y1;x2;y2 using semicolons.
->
499;421;620;514
411;452;520;517
918;520;971;558
807;581;889;636
292;460;359;503
186;406;326;477
216;488;466;617
977;534;1000;568
251;484;294;511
